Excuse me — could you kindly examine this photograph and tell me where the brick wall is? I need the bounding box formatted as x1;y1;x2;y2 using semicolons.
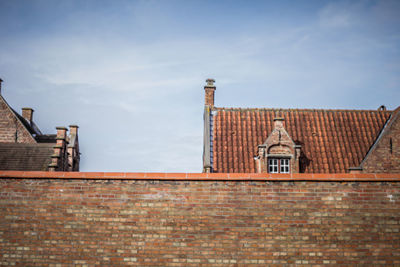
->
362;109;400;173
0;97;36;144
0;172;399;266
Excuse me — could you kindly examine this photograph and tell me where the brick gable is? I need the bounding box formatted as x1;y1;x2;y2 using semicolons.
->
0;95;37;143
361;107;400;173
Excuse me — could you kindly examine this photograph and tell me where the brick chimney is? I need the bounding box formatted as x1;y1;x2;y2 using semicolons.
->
68;125;79;171
69;125;78;135
0;78;3;95
49;127;68;171
22;108;34;125
204;78;216;107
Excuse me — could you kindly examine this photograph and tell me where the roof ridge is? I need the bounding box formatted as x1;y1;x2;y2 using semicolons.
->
213;107;393;112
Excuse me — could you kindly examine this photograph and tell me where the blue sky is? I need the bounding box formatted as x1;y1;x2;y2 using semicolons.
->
1;0;399;172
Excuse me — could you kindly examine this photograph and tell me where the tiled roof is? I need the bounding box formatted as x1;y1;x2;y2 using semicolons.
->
0;143;54;171
211;108;391;173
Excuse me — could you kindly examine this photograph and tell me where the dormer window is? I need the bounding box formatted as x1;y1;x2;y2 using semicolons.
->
268;158;290;173
255;117;301;174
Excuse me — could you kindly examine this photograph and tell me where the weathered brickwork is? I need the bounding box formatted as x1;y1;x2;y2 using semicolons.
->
362;109;400;173
204;79;216;107
0;174;400;266
0;97;36;143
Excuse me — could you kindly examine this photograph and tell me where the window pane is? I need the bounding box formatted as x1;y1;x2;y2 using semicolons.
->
280;159;290;173
268;159;278;173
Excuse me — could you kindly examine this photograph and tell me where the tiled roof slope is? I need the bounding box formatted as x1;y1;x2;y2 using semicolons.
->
212;108;391;173
0;143;54;171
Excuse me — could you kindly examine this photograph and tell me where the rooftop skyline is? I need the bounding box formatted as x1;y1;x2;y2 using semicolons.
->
1;0;399;171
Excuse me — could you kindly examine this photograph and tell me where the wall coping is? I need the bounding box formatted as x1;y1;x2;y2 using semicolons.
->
0;171;399;181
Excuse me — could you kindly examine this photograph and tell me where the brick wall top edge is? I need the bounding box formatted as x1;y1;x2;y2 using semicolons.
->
0;171;399;181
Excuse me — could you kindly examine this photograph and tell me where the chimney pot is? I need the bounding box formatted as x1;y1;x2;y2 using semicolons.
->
0;78;3;94
206;78;215;87
21;108;34;124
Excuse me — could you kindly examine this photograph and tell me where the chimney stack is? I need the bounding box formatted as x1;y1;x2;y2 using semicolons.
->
204;78;216;107
68;125;79;171
273;117;284;129
50;127;68;171
56;126;68;143
22;108;34;125
69;125;79;135
0;78;3;95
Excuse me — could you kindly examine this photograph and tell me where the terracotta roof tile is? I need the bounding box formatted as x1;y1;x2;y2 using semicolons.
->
211;108;391;173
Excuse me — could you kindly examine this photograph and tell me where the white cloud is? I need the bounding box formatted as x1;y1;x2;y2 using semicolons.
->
319;4;352;28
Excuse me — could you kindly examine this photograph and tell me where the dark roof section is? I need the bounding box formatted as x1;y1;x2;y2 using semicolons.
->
35;134;57;143
0;143;54;171
211;108;392;173
11;108;42;136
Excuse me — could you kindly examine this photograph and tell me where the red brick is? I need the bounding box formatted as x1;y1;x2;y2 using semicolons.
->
0;175;399;266
144;172;166;179
186;173;208;179
165;173;187;179
104;172;126;178
124;172;146;179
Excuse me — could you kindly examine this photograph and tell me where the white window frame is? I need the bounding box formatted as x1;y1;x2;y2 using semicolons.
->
268;158;279;173
268;158;290;173
280;158;290;173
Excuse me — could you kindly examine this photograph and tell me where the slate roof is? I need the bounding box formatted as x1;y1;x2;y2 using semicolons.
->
35;134;57;143
12;109;42;136
0;143;54;171
0;94;55;171
211;108;392;173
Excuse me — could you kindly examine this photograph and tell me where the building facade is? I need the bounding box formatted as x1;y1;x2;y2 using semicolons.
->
0;78;80;171
203;79;400;173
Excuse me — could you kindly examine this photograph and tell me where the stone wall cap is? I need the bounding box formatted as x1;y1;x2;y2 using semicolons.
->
0;171;398;181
